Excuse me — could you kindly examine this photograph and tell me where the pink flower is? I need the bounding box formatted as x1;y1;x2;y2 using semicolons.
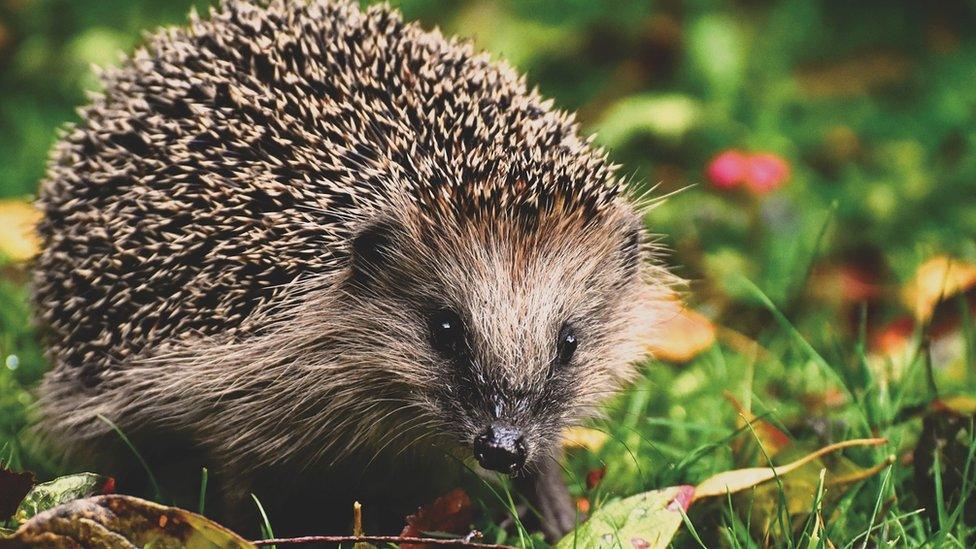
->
706;150;749;190
744;153;790;194
706;149;791;195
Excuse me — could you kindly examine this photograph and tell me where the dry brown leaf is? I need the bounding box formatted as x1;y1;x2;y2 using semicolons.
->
400;489;473;549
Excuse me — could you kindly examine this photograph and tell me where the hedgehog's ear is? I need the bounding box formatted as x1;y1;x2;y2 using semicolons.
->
348;218;399;287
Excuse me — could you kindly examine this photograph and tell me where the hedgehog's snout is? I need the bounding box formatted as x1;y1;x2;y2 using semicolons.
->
473;422;527;474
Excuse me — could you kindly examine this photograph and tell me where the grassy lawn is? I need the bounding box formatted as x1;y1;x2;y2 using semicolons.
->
1;0;975;546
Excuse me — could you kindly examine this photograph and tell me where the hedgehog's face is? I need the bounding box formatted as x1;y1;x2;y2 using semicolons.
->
344;204;671;475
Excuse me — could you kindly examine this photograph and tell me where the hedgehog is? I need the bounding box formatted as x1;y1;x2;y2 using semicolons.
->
31;0;676;539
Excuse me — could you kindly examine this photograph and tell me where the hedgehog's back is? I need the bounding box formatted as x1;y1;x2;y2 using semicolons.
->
32;0;613;389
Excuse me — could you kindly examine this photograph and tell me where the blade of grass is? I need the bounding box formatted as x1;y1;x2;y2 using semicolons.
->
724;489;744;549
944;434;976;533
446;453;532;546
737;276;871;434
745;419;795;549
789;199;838;309
251;493;275;548
499;479;529;548
854;462;893;549
198;467;208;515
676;503;707;548
797;468;827;548
934;449;947;536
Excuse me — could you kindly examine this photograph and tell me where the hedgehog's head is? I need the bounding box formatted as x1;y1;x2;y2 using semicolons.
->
339;192;675;475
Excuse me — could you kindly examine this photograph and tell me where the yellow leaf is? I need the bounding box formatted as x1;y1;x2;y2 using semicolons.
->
561;426;608;452
693;437;887;500
647;300;716;363
902;256;976;322
0;199;40;262
934;395;976;416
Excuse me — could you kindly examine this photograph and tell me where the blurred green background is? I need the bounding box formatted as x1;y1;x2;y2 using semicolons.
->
2;0;975;325
1;0;975;545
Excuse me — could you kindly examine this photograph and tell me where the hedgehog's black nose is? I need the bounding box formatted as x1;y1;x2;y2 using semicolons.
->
473;423;526;474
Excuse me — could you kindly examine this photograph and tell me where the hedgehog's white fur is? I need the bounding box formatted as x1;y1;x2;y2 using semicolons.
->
32;0;676;532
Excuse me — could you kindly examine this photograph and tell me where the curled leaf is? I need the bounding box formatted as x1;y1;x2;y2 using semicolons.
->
693;437;887;500
400;489;473;549
0;494;253;548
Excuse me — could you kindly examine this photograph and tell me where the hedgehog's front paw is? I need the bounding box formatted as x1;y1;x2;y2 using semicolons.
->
516;452;580;542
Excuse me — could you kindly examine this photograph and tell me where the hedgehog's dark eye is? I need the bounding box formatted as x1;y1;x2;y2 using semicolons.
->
556;324;578;366
428;309;465;358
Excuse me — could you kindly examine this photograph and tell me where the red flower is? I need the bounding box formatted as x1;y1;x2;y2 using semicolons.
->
744;153;790;194
706;149;791;195
706;150;749;190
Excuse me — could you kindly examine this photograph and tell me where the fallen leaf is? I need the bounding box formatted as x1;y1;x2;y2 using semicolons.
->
0;199;40;262
647;300;716;363
0;465;34;522
13;472;115;524
400;489;473;549
694;438;887;500
562;427;608;452
827;455;896;486
902;256;976;322
0;494;253;548
724;391;792;459
555;485;693;549
934;395;976;415
556;438;889;547
735;453;895;539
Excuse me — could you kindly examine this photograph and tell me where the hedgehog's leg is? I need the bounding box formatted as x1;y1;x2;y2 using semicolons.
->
517;451;578;541
210;465;265;538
